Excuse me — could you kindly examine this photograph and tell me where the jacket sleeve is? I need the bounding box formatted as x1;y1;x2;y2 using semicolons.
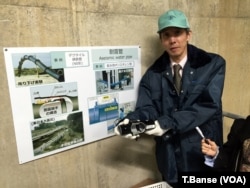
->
125;70;160;120
214;118;245;171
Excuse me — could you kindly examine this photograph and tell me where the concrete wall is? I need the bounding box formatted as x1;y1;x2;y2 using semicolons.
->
1;0;250;187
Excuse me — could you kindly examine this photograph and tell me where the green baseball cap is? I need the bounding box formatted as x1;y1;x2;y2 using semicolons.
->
157;9;190;33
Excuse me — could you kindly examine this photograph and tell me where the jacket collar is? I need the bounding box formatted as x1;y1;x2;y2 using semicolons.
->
162;44;211;66
150;44;212;72
187;44;212;68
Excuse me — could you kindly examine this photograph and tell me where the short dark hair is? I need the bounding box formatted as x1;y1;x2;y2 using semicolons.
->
159;28;191;39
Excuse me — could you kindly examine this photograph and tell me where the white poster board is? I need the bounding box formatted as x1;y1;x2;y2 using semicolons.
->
3;46;141;164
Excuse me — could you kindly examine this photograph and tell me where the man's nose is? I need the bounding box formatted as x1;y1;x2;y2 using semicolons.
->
169;36;176;43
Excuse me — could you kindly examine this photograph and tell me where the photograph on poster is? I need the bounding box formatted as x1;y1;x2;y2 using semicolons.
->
31;111;84;156
30;82;79;119
11;52;65;87
95;68;134;94
118;101;135;119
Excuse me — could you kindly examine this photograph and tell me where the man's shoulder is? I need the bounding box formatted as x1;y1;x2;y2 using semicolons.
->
147;52;170;71
188;44;225;67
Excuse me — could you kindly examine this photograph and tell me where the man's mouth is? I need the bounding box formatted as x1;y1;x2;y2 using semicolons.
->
170;47;179;52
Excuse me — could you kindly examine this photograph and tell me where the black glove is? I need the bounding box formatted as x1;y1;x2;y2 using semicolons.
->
114;118;139;139
114;119;156;139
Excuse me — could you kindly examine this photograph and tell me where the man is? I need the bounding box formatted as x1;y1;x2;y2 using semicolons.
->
115;9;226;187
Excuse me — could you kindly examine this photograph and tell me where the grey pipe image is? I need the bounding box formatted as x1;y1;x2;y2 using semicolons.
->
18;55;64;82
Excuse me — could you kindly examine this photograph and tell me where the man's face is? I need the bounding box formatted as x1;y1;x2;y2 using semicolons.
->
160;27;191;62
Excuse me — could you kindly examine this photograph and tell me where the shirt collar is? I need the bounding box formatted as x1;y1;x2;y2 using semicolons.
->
170;55;187;69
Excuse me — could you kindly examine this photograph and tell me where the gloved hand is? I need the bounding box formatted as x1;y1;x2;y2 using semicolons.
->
114;118;140;140
144;120;167;136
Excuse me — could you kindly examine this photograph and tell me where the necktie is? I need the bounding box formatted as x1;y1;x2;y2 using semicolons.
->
173;64;182;95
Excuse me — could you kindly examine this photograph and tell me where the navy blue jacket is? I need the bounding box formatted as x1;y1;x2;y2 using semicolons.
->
126;44;226;183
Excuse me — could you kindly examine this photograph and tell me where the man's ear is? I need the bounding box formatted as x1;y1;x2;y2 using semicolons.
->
187;30;192;42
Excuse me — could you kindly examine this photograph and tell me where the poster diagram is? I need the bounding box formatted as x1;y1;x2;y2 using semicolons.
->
88;93;119;124
3;46;141;164
30;82;78;119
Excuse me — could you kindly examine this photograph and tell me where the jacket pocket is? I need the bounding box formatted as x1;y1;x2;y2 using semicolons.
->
151;91;162;109
188;84;206;94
